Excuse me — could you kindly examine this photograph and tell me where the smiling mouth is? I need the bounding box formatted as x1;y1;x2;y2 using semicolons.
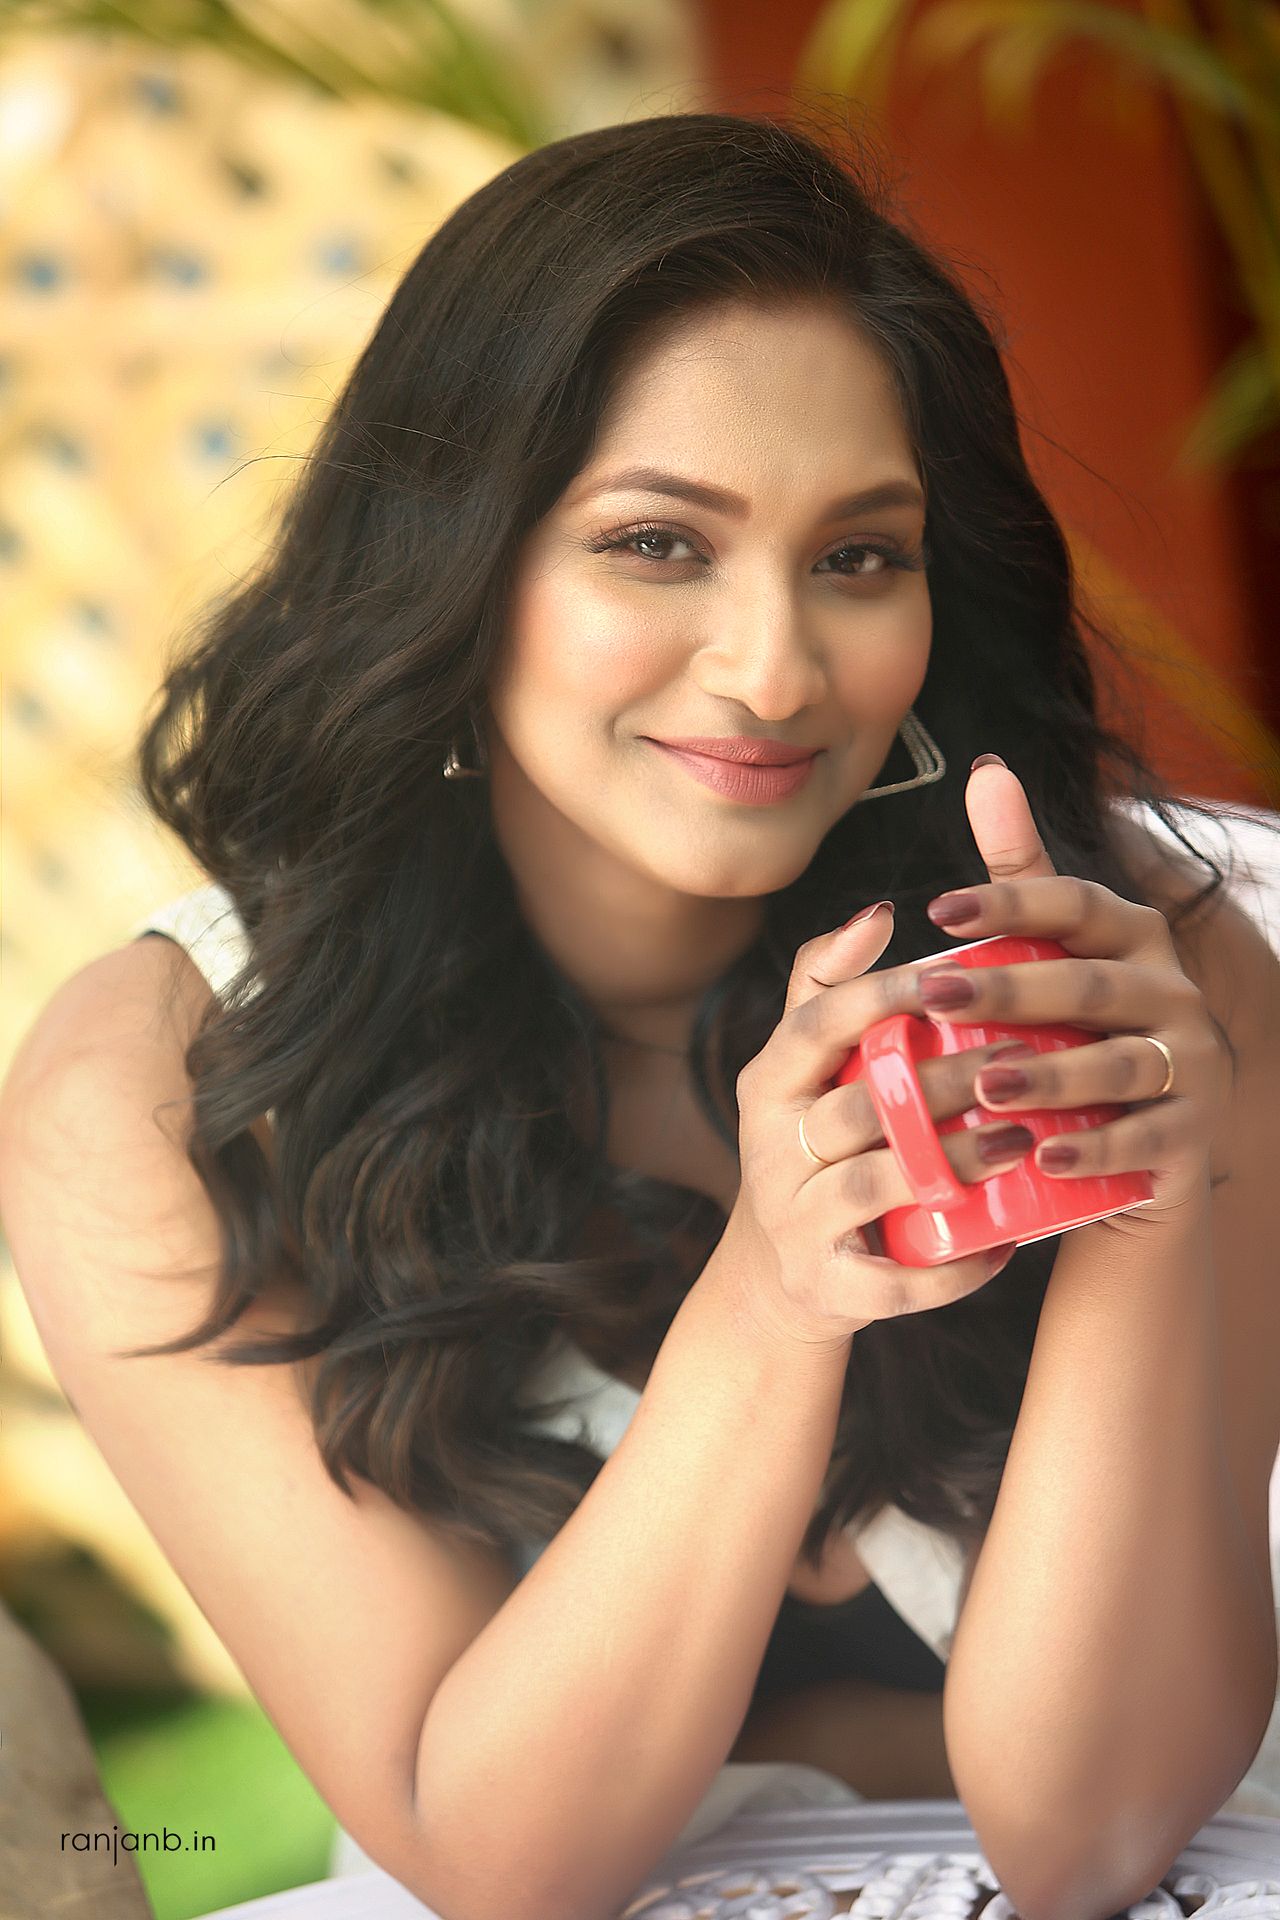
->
641;737;819;768
644;738;820;804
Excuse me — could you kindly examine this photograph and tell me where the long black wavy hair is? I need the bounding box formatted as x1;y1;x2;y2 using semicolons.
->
129;106;1273;1577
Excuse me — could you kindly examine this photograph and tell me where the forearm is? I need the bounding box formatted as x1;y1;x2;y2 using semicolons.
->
945;1184;1277;1916
411;1230;853;1920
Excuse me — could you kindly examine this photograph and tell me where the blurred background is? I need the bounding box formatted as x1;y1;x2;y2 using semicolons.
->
2;1;1278;1914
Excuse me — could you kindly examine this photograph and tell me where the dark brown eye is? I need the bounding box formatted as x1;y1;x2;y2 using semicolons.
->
820;544;893;577
588;523;699;564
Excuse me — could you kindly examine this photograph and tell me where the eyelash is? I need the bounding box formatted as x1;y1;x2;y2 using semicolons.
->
584;520;931;580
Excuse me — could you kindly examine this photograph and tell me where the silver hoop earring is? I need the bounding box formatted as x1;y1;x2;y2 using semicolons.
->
441;707;489;779
852;709;946;802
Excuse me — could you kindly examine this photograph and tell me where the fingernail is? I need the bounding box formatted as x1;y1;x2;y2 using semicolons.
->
977;1123;1035;1163
927;891;980;927
1037;1141;1079;1171
986;1240;1018;1272
971;753;1006;772
986;1040;1035;1061
842;900;893;929
976;1065;1030;1102
919;967;976;1009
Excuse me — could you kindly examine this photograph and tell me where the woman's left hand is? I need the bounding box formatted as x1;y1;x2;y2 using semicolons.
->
919;754;1232;1225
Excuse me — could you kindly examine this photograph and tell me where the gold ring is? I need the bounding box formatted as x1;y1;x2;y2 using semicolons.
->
797;1106;830;1167
1139;1033;1175;1099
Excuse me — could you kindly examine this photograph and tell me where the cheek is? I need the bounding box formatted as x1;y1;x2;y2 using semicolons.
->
504;570;674;713
830;593;932;717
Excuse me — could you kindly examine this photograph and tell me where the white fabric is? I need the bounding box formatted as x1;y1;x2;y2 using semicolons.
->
124;795;1280;1868
129;879;252;1001
1110;793;1280;951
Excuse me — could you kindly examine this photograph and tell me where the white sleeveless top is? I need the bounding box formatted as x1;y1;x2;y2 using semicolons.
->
125;872;1280;1850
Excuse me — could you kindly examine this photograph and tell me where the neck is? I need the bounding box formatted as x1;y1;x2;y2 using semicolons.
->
486;735;762;1056
600;1026;689;1057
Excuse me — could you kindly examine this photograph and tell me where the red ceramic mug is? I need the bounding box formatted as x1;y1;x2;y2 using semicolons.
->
836;933;1156;1267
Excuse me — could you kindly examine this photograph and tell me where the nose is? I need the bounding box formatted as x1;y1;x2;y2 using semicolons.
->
693;587;828;722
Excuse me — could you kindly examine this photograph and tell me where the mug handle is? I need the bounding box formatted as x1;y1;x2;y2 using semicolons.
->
859;1013;968;1211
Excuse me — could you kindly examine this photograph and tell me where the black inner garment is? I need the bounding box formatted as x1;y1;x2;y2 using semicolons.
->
751;1582;947;1705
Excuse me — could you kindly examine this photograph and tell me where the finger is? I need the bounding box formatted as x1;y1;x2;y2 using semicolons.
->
972;1033;1175;1113
810;1035;1036;1158
925;872;1175;965
819;1232;1019;1324
949;1118;1040;1182
1029;1100;1191;1182
774;948;1168;1105
965;757;1058;884
805;1123;1037;1228
776;956;981;1103
783;901;895;1019
913;955;1197;1035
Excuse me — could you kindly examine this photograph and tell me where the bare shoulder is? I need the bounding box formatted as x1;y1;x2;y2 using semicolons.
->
3;932;212;1117
1;930;282;1181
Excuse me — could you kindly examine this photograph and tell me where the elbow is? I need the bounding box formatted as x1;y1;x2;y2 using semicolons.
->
952;1667;1279;1920
411;1853;659;1920
338;1807;515;1920
389;1855;510;1920
390;1837;515;1920
967;1827;1169;1920
993;1856;1165;1920
398;1867;614;1920
970;1776;1242;1920
390;1816;607;1920
1037;1686;1280;1920
953;1770;1173;1920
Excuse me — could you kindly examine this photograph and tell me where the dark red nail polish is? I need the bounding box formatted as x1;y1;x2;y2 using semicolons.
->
919;968;976;1009
971;753;1007;772
977;1066;1030;1102
977;1123;1035;1163
927;893;979;927
1037;1142;1079;1171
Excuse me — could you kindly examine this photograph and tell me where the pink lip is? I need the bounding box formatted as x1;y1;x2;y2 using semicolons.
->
647;739;818;804
649;735;817;766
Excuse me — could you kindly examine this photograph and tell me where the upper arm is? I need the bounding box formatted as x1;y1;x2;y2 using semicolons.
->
0;936;520;1898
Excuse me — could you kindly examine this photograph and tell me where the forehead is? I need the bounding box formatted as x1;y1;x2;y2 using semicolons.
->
567;300;916;508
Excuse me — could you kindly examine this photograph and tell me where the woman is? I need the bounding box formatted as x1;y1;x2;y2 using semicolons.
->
2;109;1278;1919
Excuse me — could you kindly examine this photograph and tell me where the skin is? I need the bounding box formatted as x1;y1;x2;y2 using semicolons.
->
482;295;932;1050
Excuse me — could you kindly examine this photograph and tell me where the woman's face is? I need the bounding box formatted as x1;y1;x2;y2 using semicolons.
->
486;297;932;906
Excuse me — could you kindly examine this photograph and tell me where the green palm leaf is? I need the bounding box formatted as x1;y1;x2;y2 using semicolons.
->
793;0;915;108
797;0;1280;469
912;0;1279;136
1;0;549;149
1177;336;1280;471
797;0;1278;131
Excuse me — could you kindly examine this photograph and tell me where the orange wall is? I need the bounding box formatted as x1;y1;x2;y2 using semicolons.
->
699;0;1277;808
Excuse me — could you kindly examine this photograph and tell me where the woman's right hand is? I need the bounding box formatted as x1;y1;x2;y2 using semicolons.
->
721;902;1035;1355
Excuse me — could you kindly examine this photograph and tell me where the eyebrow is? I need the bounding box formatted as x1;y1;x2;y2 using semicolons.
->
577;466;926;521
